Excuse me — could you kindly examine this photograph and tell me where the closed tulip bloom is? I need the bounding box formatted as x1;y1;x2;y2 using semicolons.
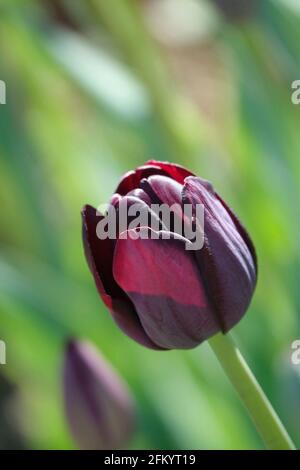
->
82;160;257;350
63;340;135;450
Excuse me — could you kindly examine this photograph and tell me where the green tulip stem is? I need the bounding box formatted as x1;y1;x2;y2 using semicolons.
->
208;332;295;450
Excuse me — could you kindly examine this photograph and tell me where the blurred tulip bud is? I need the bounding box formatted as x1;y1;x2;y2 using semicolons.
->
214;0;257;21
82;160;257;350
63;340;135;450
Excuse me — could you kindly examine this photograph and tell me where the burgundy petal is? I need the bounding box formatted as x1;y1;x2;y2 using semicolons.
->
111;298;165;350
116;165;169;196
82;205;117;309
126;188;152;205
110;193;122;207
115;195;168;233
146;160;195;184
82;205;163;350
182;177;257;331
115;160;194;196
140;174;183;206
216;194;258;272
113;227;220;349
140;175;186;233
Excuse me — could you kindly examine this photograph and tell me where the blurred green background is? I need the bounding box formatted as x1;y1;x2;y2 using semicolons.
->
0;0;300;450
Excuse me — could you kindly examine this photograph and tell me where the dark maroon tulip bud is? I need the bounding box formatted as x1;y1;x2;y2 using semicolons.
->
214;0;257;21
82;160;257;350
63;340;135;450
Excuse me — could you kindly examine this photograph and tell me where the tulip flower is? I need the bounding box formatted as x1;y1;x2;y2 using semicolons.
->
63;340;135;450
81;160;295;450
82;160;257;350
